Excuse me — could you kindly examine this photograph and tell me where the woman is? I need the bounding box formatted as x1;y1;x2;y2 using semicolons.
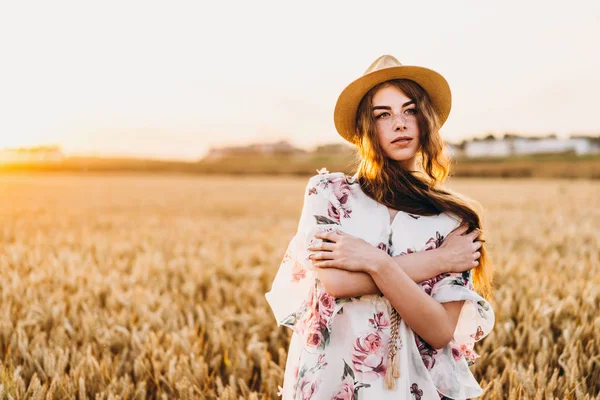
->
265;55;495;399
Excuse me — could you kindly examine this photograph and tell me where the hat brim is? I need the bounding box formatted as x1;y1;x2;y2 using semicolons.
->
333;65;452;144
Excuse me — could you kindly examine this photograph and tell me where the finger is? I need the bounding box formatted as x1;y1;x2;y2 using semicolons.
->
307;241;336;252
473;251;481;260
467;228;481;240
451;224;469;236
472;240;482;251
314;260;335;268
308;251;335;261
314;230;342;243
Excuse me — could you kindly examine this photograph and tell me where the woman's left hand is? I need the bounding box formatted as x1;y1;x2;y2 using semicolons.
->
307;229;387;273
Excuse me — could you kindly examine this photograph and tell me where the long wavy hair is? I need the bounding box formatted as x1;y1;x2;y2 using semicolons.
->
351;79;493;299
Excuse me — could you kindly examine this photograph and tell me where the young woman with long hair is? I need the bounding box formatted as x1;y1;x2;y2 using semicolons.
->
265;55;495;399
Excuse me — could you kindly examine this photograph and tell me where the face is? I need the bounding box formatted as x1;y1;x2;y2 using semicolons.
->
371;84;420;168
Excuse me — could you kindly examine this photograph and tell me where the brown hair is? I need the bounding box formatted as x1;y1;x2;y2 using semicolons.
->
352;79;493;299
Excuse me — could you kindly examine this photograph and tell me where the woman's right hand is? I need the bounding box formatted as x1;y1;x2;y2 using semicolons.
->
437;224;482;273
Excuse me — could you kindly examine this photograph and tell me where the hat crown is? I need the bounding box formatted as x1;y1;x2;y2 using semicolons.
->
364;55;403;75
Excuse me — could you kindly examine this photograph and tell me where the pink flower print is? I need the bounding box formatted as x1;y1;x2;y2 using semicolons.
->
414;335;438;370
305;322;324;348
332;376;354;400
355;332;384;353
291;260;306;283
330;178;354;219
419;272;449;296
331;179;352;201
451;346;462;360
308;187;318;196
294;315;308;336
351;354;386;381
399;247;416;256
424;239;437;252
376;242;387;252
352;331;387;380
316;353;328;369
410;383;424;399
304;309;328;349
328;201;341;223
318;291;335;318
424;232;445;251
460;343;480;365
298;377;321;400
368;311;390;331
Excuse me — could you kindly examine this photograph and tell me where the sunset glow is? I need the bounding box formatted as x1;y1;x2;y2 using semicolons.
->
1;1;599;160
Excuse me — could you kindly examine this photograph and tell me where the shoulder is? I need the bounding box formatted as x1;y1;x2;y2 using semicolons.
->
306;168;351;188
304;169;358;205
440;211;463;230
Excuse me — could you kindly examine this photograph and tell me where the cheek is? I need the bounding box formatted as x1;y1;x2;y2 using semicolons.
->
412;135;420;149
376;124;389;147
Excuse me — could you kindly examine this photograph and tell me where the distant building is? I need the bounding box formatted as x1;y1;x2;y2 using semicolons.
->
203;140;306;160
463;135;599;158
513;137;595;155
464;138;512;158
0;145;65;164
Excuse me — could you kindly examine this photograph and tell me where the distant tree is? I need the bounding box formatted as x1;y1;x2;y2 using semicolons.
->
502;132;523;140
313;143;354;154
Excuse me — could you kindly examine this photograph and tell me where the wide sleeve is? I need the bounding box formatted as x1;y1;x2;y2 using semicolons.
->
264;172;344;350
426;269;495;399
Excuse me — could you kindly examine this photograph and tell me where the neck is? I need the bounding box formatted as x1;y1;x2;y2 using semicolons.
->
398;157;416;171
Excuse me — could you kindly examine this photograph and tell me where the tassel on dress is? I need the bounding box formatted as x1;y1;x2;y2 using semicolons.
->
384;307;401;390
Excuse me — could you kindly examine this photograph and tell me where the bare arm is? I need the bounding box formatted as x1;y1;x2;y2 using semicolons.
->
317;249;446;298
369;256;464;349
313;225;480;298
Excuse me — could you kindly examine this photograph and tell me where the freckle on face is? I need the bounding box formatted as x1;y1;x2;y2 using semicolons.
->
372;85;420;167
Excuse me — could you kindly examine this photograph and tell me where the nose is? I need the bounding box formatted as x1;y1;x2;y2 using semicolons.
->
394;116;407;131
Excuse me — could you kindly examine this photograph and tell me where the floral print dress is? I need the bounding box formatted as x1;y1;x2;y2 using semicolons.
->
265;170;495;400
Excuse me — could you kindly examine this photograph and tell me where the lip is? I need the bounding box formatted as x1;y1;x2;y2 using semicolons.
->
391;136;413;144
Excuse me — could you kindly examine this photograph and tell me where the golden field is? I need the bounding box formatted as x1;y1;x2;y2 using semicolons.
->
2;152;600;179
0;173;598;399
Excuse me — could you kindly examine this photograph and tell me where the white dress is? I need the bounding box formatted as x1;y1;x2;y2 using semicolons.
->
265;170;495;400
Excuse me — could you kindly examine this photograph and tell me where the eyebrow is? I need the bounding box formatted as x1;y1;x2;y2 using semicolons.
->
372;100;415;111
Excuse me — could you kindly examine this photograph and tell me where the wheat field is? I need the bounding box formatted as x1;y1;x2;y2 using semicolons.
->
0;173;598;399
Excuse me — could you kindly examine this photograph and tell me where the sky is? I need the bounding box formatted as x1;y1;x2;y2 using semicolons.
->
1;0;599;160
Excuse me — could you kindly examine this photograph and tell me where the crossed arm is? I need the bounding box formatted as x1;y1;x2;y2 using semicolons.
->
311;226;482;349
315;248;464;349
315;248;446;298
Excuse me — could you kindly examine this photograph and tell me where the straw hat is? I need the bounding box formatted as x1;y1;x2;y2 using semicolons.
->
333;55;452;144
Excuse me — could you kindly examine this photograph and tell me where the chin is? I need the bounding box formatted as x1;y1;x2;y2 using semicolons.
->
386;149;417;164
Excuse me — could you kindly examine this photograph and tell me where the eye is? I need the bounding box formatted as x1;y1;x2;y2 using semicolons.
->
375;112;391;119
405;108;417;116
